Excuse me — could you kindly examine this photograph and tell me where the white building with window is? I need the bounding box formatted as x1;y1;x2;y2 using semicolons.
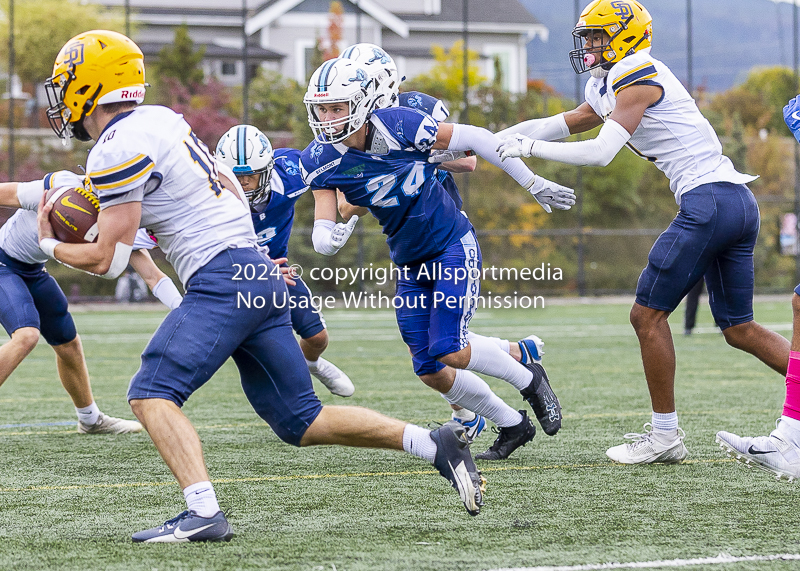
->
95;0;546;92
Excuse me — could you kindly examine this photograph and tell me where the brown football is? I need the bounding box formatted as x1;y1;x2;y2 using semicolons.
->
45;186;100;244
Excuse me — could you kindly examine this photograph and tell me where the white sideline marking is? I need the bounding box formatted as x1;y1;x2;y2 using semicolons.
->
485;553;800;571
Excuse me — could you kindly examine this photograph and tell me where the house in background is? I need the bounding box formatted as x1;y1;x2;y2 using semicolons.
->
94;0;546;93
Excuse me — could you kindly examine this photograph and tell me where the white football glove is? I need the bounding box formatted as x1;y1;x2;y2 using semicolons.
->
527;176;576;214
497;134;535;161
331;215;359;249
427;150;473;164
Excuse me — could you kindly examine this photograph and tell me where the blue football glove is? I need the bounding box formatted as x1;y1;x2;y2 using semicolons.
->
783;94;800;143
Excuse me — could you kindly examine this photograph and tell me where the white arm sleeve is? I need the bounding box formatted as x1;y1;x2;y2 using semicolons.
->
152;276;183;310
495;113;570;141
448;124;536;189
312;219;339;256
16;181;44;210
529;119;631;167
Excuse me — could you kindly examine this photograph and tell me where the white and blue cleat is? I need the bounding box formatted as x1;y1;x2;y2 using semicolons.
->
132;510;234;543
518;335;544;365
451;412;487;444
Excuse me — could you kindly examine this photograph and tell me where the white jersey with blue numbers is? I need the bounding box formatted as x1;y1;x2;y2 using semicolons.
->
0;170;158;264
86;105;257;285
300;106;472;266
585;51;756;202
251;148;308;259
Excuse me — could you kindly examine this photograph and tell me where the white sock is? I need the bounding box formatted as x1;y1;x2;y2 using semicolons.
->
467;332;509;354
452;408;477;422
76;402;101;426
443;369;522;428
183;481;221;518
402;424;437;463
651;411;679;439
467;334;531;390
305;358;320;371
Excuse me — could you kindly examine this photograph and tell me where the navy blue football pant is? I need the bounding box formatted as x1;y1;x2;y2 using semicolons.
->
636;182;759;330
127;247;322;446
0;247;76;345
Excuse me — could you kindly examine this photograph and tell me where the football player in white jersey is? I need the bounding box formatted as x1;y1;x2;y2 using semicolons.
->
497;0;791;464
0;170;182;434
38;30;490;542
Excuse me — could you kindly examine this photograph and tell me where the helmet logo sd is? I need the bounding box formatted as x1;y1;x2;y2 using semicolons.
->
610;1;632;18
63;42;85;67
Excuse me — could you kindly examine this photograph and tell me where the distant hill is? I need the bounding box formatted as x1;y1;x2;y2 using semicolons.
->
521;0;796;97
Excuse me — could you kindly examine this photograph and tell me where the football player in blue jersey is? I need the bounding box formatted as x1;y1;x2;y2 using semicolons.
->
497;0;791;465
37;31;488;541
0;170;184;434
338;44;554;449
216;125;354;398
301;57;576;461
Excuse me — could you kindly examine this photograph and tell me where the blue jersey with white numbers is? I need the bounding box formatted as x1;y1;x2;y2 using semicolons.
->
251;148;308;259
398;91;463;210
300;106;472;266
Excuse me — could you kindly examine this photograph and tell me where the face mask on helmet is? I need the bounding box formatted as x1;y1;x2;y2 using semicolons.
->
304;58;379;144
215;125;275;204
568;0;653;75
45;30;146;143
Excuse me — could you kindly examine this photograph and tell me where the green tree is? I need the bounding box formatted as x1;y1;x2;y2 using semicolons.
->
0;0;123;88
154;24;205;88
403;41;486;117
248;70;312;144
711;66;798;133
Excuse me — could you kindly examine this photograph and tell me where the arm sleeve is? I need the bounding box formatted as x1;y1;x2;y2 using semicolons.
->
495;113;570;141
448;123;536;189
528;119;631;167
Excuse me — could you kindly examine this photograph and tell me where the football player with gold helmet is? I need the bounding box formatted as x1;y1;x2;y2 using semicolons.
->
498;0;791;465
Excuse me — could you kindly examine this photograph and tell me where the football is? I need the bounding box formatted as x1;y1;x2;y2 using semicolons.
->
45;186;100;244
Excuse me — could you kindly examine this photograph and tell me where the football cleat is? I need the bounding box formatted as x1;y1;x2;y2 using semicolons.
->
450;411;486;444
518;335;545;365
475;410;536;461
716;421;800;482
430;423;486;516
606;423;688;464
132;510;234;543
78;413;143;435
308;358;355;397
519;362;561;435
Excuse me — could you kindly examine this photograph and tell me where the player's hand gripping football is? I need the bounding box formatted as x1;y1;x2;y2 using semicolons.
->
526;175;576;214
37;192;56;243
331;215;359;250
496;134;536;161
784;94;800;144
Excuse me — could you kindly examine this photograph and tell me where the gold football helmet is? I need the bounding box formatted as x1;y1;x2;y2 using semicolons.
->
45;30;145;141
569;0;653;74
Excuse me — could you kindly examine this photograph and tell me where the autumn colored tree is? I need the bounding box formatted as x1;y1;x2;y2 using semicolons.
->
323;1;344;61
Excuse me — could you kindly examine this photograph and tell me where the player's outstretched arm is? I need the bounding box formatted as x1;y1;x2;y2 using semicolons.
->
434;122;575;213
38;198;140;278
495;102;602;140
498;86;660;165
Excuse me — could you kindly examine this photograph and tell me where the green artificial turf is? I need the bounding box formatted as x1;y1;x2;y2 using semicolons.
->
1;300;798;570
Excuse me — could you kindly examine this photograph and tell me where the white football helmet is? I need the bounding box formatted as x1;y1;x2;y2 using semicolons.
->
304;58;379;144
215;125;274;203
339;43;399;109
